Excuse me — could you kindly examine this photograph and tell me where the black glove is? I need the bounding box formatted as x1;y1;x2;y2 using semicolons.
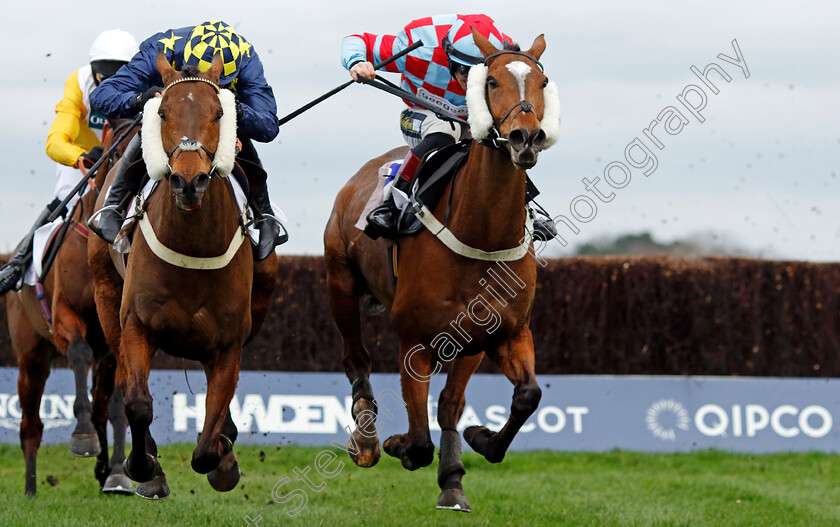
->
235;98;244;120
131;85;164;113
77;145;104;169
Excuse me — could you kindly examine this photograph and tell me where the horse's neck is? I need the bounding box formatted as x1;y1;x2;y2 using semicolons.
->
154;179;239;254
444;143;528;251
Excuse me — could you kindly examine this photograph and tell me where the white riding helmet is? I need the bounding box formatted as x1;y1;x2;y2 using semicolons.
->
89;29;138;63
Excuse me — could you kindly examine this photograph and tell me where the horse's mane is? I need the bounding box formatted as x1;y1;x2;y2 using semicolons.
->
503;41;521;52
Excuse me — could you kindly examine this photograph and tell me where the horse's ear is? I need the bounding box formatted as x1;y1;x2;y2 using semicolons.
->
204;52;224;84
156;49;178;85
471;26;499;58
526;34;546;61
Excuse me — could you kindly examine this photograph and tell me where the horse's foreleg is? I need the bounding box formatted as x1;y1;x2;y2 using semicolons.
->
464;327;541;463
436;353;483;512
383;343;435;470
193;347;241;485
16;341;52;496
206;410;240;492
62;334;100;457
91;357;112;486
120;313;159;483
91;354;133;494
134;429;170;499
326;255;380;467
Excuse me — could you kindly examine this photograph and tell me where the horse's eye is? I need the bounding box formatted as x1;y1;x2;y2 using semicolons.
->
215;109;224;122
158;109;166;121
542;78;549;89
487;76;498;89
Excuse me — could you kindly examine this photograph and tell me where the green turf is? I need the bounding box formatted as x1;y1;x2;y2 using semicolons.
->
0;443;838;526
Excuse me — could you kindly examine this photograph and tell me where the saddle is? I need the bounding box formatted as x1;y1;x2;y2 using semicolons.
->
396;141;471;236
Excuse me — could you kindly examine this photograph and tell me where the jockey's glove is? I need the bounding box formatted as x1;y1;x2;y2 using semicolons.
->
131;85;164;114
77;146;104;169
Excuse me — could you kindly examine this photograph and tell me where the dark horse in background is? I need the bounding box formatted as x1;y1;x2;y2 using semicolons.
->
88;51;278;497
325;29;560;511
5;121;135;496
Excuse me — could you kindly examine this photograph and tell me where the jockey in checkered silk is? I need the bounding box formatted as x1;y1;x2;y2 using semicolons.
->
87;20;286;260
342;14;512;240
0;30;138;295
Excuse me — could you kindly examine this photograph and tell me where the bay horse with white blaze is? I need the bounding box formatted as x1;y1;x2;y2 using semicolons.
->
88;51;278;495
325;29;560;511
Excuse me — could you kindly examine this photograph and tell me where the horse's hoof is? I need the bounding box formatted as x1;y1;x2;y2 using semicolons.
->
383;434;433;470
348;428;380;468
123;454;157;483
463;426;505;463
383;435;397;458
102;472;134;495
69;434;101;457
436;488;472;512
135;472;170;500
207;450;240;492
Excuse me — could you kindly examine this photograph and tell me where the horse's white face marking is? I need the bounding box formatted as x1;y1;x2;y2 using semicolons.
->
506;61;532;99
187;92;194;101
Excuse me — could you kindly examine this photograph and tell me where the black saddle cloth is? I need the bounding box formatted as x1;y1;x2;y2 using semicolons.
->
396;141;471;236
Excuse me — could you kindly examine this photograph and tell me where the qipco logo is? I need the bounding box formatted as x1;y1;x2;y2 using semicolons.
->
695;404;833;439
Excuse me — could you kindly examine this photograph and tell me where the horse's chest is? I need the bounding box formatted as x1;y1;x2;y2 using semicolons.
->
394;284;529;351
138;297;248;352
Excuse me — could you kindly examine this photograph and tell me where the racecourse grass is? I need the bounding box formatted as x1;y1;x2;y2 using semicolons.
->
0;444;838;526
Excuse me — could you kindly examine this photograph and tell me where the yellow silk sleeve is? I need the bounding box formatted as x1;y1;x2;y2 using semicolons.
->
45;70;98;166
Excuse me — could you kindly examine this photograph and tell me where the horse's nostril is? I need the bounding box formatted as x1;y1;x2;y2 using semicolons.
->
169;174;187;194
508;129;527;150
194;173;211;193
532;129;547;150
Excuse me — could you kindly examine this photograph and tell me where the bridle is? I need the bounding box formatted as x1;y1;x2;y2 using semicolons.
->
159;76;223;179
480;50;545;149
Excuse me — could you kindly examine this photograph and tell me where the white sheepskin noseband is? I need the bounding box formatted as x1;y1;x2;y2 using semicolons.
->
141;88;238;181
466;63;562;149
466;64;492;141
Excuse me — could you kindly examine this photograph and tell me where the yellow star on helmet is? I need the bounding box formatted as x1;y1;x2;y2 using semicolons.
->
158;32;183;53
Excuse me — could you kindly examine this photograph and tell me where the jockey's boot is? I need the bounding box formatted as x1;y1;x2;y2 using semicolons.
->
250;183;287;261
364;152;421;240
88;134;142;244
0;198;61;295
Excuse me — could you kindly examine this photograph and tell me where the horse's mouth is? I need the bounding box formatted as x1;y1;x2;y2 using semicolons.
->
175;199;202;212
511;149;539;170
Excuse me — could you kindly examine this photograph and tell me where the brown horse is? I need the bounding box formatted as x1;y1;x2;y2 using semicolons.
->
88;51;278;496
324;30;560;510
5;121;136;496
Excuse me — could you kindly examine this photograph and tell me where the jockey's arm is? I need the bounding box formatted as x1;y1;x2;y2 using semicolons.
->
231;50;279;143
91;42;162;119
341;30;408;80
45;69;89;167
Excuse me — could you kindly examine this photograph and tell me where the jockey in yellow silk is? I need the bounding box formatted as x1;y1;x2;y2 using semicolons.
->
0;30;138;294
